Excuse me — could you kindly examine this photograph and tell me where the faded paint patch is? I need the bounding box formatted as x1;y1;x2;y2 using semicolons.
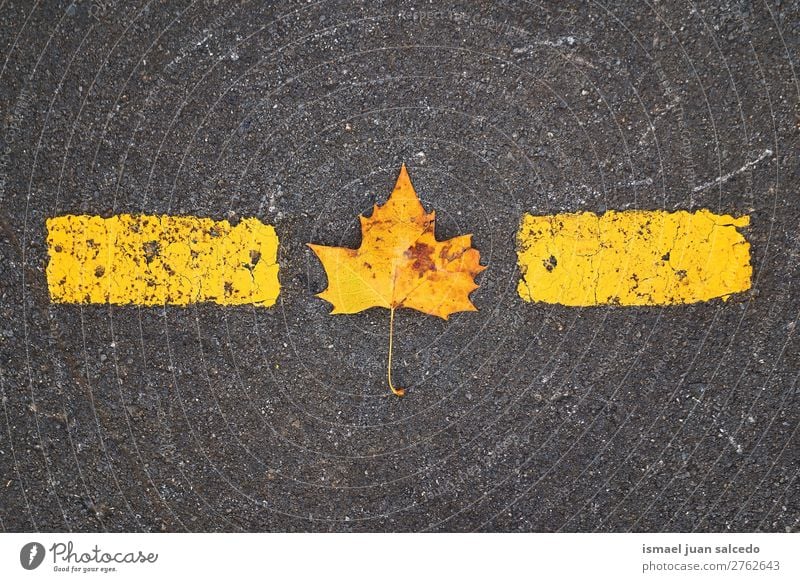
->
517;209;751;306
46;214;279;307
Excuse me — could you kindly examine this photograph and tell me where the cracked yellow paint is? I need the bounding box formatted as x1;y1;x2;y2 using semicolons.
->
517;209;751;306
46;214;279;306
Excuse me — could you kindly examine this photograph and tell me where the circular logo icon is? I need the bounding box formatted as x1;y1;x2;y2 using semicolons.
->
20;542;45;570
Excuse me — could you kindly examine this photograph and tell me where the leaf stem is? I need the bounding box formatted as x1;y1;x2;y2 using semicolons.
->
387;306;405;397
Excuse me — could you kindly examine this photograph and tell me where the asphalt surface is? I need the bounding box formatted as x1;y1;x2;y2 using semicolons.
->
0;0;798;532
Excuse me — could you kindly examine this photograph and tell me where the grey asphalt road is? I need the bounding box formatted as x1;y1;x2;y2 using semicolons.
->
0;0;798;532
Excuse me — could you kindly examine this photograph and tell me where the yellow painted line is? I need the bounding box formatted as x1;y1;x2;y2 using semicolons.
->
46;214;279;306
517;209;751;306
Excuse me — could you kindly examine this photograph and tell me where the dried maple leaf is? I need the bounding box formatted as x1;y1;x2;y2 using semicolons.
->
308;164;485;396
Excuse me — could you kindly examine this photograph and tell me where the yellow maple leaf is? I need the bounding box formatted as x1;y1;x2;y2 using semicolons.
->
308;164;485;396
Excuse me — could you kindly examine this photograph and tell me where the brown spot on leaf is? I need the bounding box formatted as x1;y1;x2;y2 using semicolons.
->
437;241;467;263
406;241;435;273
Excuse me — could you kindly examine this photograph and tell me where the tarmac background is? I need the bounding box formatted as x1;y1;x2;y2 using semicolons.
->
0;0;797;532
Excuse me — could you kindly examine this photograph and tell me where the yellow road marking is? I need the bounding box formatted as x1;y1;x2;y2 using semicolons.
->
517;209;751;306
46;214;279;306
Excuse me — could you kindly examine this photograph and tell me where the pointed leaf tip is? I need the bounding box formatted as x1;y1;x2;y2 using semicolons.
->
395;163;412;188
